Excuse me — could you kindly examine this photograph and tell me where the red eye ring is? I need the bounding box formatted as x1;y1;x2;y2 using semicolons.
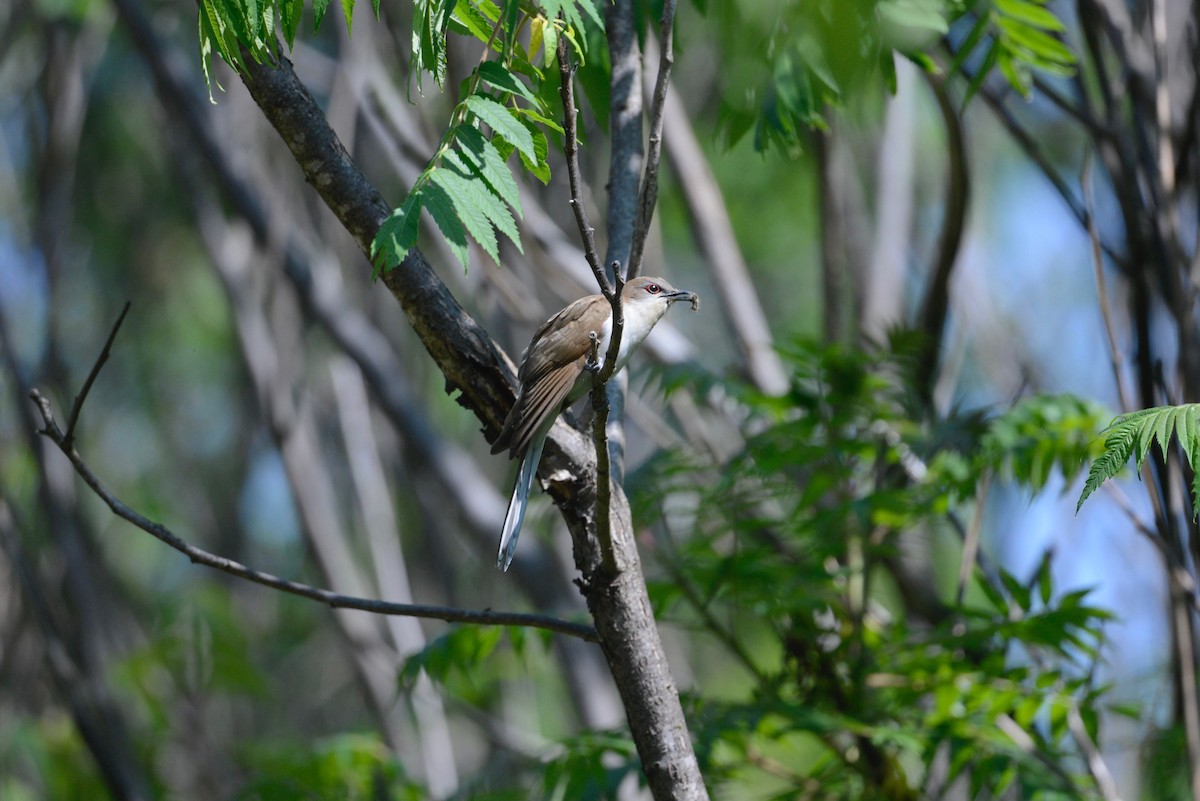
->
645;283;662;294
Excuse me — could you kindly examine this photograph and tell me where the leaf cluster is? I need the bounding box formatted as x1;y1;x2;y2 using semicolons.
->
698;0;1076;155
1076;404;1200;516
951;0;1077;103
374;2;597;273
632;340;1117;799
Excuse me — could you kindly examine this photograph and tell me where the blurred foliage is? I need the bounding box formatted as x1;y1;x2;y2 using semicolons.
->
237;734;423;800
624;340;1115;798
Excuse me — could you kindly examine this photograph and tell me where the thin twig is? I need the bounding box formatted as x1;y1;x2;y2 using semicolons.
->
556;32;611;299
627;0;677;280
29;388;599;643
64;301;130;448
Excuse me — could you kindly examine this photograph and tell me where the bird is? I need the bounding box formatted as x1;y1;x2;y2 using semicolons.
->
490;276;699;570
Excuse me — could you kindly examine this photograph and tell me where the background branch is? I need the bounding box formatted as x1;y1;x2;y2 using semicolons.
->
29;387;599;643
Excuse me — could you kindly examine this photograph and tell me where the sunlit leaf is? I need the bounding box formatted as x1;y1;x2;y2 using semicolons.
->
464;94;537;162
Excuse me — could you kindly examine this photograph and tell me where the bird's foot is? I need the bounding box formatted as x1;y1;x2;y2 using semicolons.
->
584;331;602;374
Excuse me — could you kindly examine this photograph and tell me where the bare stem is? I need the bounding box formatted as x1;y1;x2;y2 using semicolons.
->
627;0;677;279
556;32;611;299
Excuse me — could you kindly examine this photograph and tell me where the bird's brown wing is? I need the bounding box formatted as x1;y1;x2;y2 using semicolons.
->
491;295;607;458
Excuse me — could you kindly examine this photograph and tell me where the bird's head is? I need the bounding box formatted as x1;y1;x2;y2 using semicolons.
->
621;277;700;311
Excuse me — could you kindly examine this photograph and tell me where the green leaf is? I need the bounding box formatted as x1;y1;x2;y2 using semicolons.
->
280;0;302;47
313;0;331;30
400;626;505;689
997;49;1032;96
422;179;471;269
501;0;521;54
879;0;949;35
517;123;550;184
455;126;523;217
371;189;424;275
463;94;537;162
445;151;522;250
452;0;494;43
477;60;540;105
949;12;990;80
340;0;354;34
962;38;1001;108
995;0;1066;31
541;18;559;67
512;106;564;134
998;17;1075;66
430;166;500;263
412;0;453;87
576;0;604;30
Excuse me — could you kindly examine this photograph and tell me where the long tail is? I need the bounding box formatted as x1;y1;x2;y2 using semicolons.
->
497;437;545;571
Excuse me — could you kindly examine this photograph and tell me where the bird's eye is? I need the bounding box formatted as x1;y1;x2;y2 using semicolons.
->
645;283;662;294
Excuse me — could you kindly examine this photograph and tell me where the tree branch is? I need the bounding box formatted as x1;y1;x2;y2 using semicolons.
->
28;388;599;643
557;35;612;299
627;0;677;280
229;32;707;801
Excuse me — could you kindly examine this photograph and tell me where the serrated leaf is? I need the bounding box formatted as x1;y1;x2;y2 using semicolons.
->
371;190;424;275
413;0;452;87
573;0;602;31
240;0;261;42
280;0;301;47
199;0;248;73
339;0;354;33
518;123;550;183
1134;409;1158;470
422;180;471;269
197;11;225;101
464;94;537;161
1183;406;1200;468
444;150;522;250
313;0;331;29
514;106;565;133
456;126;523;217
478;60;540;105
1193;467;1200;522
1156;407;1177;462
259;0;274;48
430;167;500;263
453;0;494;43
